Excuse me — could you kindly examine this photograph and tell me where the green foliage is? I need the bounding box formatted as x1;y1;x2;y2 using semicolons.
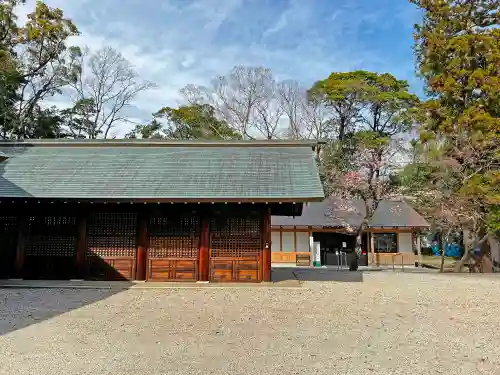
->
125;119;164;140
399;162;439;192
0;0;78;138
352;130;390;150
127;104;242;140
486;205;500;234
411;0;500;233
310;70;417;218
308;70;419;138
155;104;242;140
60;98;98;138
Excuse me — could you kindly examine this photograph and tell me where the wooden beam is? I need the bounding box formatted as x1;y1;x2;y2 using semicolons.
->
293;227;297;252
279;227;283;252
15;216;28;278
365;228;418;233
271;227;357;234
75;211;87;279
262;208;272;282
199;218;210;281
135;210;148;281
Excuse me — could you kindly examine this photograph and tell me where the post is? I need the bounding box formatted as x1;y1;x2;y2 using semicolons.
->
416;232;422;267
75;211;87;279
262;207;272;282
279;227;283;251
370;232;375;265
309;227;313;267
15;216;29;278
135;210;148;281
293;227;297;252
199;218;210;281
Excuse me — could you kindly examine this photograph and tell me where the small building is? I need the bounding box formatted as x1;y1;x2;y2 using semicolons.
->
0;140;324;282
271;198;430;266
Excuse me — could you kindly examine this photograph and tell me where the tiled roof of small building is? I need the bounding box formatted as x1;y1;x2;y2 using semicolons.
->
272;197;429;230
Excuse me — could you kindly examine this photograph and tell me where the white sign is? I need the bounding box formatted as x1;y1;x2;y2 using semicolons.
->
342;242;347;248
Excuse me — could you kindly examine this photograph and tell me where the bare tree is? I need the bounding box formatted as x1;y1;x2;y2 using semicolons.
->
277;80;306;139
180;66;285;139
178;66;339;142
302;97;335;146
66;46;155;139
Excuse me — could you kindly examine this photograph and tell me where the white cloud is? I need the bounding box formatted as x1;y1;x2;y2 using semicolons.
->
15;0;420;137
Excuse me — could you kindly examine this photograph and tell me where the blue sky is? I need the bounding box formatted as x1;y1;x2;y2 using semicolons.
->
19;0;423;136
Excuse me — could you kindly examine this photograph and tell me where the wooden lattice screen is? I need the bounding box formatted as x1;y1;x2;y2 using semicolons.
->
149;212;201;258
87;212;137;257
26;215;77;257
0;216;19;278
0;216;17;235
210;215;262;258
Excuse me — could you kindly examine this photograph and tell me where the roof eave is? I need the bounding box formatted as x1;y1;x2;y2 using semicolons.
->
367;225;431;229
0;139;322;148
0;196;324;203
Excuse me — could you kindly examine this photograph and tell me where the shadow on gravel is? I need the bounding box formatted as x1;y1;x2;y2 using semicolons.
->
272;267;364;283
0;281;133;337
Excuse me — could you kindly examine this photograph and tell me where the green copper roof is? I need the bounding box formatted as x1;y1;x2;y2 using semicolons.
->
0;140;324;201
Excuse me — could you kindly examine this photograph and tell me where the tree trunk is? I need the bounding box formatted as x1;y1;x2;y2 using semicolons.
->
490;235;500;273
440;230;450;273
454;233;489;272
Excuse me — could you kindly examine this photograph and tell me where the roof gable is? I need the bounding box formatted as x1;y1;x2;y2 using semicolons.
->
0;140;324;201
368;200;429;228
272;198;429;229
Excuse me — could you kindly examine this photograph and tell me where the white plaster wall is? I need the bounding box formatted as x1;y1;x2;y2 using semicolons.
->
271;232;281;252
398;232;413;253
296;232;310;252
282;232;294;252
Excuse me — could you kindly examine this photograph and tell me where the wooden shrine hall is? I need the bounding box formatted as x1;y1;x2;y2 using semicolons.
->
0;140;324;282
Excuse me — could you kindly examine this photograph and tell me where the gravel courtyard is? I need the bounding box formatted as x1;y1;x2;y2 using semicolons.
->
1;271;500;375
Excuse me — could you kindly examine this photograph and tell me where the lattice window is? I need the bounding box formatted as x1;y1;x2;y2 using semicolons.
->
87;212;137;257
149;213;200;258
0;216;17;235
26;215;76;257
210;215;262;258
0;216;18;259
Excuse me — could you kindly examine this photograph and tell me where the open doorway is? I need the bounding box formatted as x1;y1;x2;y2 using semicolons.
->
313;232;357;266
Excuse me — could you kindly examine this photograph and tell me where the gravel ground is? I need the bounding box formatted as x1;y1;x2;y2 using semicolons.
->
1;272;500;375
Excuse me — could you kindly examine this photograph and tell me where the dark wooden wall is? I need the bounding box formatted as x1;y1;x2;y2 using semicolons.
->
0;201;271;282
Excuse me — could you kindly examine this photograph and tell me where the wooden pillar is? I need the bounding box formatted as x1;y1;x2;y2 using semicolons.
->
279;227;283;252
15;216;29;278
199;218;210;281
75;211;87;279
135;210;148;281
416;232;423;267
308;227;312;251
262;207;272;282
293;227;297;252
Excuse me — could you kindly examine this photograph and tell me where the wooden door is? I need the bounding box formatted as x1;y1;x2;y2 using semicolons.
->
147;211;200;281
0;216;19;278
209;214;262;282
86;211;137;280
23;215;77;279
